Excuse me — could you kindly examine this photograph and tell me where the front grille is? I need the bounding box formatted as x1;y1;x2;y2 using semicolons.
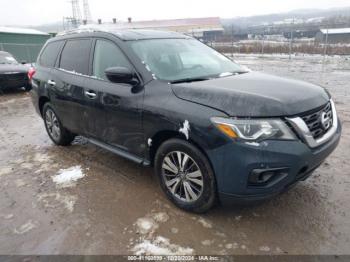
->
301;102;333;140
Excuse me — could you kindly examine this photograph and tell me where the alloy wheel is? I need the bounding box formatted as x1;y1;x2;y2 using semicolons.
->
161;151;204;202
45;108;61;141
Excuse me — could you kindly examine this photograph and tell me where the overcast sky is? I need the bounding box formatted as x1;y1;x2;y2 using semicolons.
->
1;0;349;26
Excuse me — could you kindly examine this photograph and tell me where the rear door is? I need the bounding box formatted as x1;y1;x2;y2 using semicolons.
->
49;38;92;135
32;40;64;105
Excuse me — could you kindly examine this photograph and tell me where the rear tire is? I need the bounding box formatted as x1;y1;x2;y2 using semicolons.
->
155;138;217;213
43;103;75;146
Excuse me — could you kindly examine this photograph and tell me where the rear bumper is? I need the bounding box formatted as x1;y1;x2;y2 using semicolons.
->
206;119;342;205
0;75;29;89
30;87;41;116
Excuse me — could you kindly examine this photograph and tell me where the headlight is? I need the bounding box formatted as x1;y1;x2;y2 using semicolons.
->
211;117;296;141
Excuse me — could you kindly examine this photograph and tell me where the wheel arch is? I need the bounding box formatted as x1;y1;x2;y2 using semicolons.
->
148;130;213;172
38;96;50;116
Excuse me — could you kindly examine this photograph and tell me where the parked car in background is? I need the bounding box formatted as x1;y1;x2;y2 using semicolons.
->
0;51;31;92
30;29;341;213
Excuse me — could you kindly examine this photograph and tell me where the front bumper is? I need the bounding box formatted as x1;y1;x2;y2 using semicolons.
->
206;119;342;205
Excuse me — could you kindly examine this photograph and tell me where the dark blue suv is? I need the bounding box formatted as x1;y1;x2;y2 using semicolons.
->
30;28;341;212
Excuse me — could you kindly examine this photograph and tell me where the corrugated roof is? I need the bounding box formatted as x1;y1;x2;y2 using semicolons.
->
0;26;49;36
320;28;350;35
83;17;223;31
120;17;222;29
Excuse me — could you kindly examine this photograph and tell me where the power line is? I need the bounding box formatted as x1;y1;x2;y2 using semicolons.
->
82;0;93;23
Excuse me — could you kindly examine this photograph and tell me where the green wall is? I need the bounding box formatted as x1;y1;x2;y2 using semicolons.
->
0;33;51;63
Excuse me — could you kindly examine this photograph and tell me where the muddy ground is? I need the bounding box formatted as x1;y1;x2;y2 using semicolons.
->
0;55;349;255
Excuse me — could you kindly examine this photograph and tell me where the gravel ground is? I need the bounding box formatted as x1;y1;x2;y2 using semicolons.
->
0;54;349;255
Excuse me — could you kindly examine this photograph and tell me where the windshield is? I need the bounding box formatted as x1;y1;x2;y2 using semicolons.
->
129;38;245;82
0;53;18;64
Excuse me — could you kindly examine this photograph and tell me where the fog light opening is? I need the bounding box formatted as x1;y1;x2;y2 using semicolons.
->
259;171;274;183
249;167;289;186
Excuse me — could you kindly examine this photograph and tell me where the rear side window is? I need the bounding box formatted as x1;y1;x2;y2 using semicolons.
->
39;41;63;67
92;39;131;80
60;39;91;75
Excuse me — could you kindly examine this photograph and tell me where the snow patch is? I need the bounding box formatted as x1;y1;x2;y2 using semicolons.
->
131;212;193;255
0;167;12;176
201;240;213;246
179;120;190;140
152;212;169;223
171;228;179;234
136;217;158;235
14;179;26;187
33;152;51;163
259;246;271;252
1;214;14;220
132;236;194;255
20;162;34;169
14;220;38;234
52;166;85;188
37;193;77;212
235;215;242;221
225;243;233;249
197;217;212;228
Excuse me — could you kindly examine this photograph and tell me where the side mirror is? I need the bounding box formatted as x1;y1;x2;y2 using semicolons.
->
105;67;138;85
21;60;27;65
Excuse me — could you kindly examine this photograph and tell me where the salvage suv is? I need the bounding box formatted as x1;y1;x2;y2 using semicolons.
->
30;29;341;213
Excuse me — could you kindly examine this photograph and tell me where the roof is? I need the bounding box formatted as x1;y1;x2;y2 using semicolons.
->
0;26;49;36
58;28;190;40
320;28;350;35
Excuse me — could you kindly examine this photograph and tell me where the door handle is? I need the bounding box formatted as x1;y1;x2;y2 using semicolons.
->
47;80;56;87
85;90;97;99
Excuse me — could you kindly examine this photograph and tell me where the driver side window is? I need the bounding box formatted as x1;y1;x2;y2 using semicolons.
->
92;39;131;80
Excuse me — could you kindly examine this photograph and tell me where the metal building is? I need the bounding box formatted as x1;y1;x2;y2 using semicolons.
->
82;17;224;42
0;27;51;63
316;28;350;43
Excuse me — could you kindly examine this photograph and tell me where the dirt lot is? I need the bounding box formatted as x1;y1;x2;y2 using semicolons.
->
0;55;349;255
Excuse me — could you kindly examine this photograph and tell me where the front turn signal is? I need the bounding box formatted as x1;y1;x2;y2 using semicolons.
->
216;123;238;139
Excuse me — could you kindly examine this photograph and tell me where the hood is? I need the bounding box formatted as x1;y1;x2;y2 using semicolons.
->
171;72;330;117
0;64;28;74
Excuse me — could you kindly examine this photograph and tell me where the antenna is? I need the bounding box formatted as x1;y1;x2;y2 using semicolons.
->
82;0;93;23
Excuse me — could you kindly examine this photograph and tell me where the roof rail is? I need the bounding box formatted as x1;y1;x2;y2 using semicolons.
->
56;27;109;36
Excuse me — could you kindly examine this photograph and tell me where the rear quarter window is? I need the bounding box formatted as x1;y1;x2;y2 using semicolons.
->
59;39;91;75
39;41;63;67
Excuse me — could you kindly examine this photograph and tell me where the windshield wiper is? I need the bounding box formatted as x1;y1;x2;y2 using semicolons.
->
170;77;211;84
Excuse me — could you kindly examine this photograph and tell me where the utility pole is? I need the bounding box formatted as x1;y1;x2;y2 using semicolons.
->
261;28;265;56
289;18;294;60
323;28;329;60
82;0;93;23
71;0;82;28
231;24;234;58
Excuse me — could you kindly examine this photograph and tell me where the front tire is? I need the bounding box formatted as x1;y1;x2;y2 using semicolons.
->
43;103;75;146
155;138;217;213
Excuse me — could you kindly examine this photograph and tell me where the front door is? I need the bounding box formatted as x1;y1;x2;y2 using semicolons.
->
83;39;144;157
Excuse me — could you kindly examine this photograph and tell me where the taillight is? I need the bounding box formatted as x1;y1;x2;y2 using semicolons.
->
28;67;36;81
